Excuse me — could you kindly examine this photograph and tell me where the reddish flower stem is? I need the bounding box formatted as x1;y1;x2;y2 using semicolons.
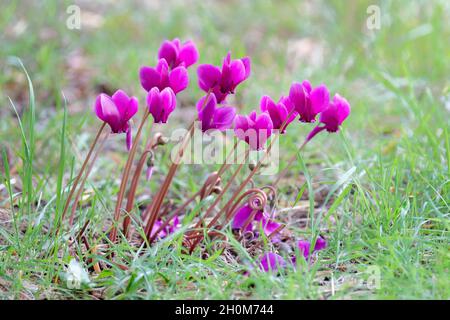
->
110;109;150;243
143;90;212;241
69;133;109;226
122;133;162;237
59;122;106;231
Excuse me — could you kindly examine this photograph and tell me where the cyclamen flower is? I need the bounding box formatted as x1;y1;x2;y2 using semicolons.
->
318;94;350;132
289;80;329;122
295;237;327;261
259;252;286;272
260;95;297;133
234;111;273;150
140;58;189;94
150;216;181;239
196;94;236;132
305;94;351;142
158;38;199;69
94;89;138;150
147;87;177;124
197;52;251;102
232;204;281;239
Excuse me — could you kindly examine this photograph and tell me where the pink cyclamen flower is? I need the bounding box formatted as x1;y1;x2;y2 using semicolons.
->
296;237;327;261
197;52;251;102
305;94;351;142
150;216;181;239
196;94;236;132
94;89;138;150
259;252;286;272
289;80;329;123
140;58;189;94
232;204;281;240
147;87;177;124
158;38;199;69
260;95;297;133
234;111;273;150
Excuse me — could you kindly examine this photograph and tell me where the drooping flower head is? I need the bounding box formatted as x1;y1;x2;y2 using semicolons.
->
259;252;286;272
197;52;251;102
319;94;350;132
158;38;199;69
234;110;273;150
232;204;281;240
305;93;351;142
259;95;297;133
146;87;177;124
289;80;329;122
295;237;327;261
196;94;236;132
94;89;138;150
140;58;189;94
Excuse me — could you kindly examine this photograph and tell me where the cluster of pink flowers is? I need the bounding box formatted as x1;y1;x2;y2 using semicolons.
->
92;38;350;270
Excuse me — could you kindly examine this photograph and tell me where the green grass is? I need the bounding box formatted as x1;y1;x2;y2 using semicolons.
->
0;0;449;299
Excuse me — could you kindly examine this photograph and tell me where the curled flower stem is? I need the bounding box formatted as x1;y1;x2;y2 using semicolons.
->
186;148;250;242
59;122;106;233
189;188;265;252
69;133;109;226
110;109;150;243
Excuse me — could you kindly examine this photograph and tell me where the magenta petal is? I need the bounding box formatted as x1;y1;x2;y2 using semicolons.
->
259;252;286;272
158;40;178;68
297;240;311;259
228;59;246;87
146;166;153;181
94;95;106;122
169;66;189;94
310;84;329;115
259;218;281;236
99;94;121;132
232;205;253;230
241;56;251;79
126;127;132;151
213;106;236;131
140;66;161;92
147;88;163;123
178;41;199;68
160;87;176;123
111;89;130;117
314;237;327;251
197;64;221;92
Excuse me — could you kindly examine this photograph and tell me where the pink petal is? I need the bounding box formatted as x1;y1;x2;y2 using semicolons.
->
259;252;286;272
310;84;329;115
197;64;221;92
169;66;189;94
126;126;132;151
232;205;254;230
140;66;161;92
213;106;236;130
158;40;178;68
99;94;121;132
178;41;199;67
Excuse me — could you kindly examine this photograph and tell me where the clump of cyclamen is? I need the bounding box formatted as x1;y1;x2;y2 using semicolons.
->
91;38;351;269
